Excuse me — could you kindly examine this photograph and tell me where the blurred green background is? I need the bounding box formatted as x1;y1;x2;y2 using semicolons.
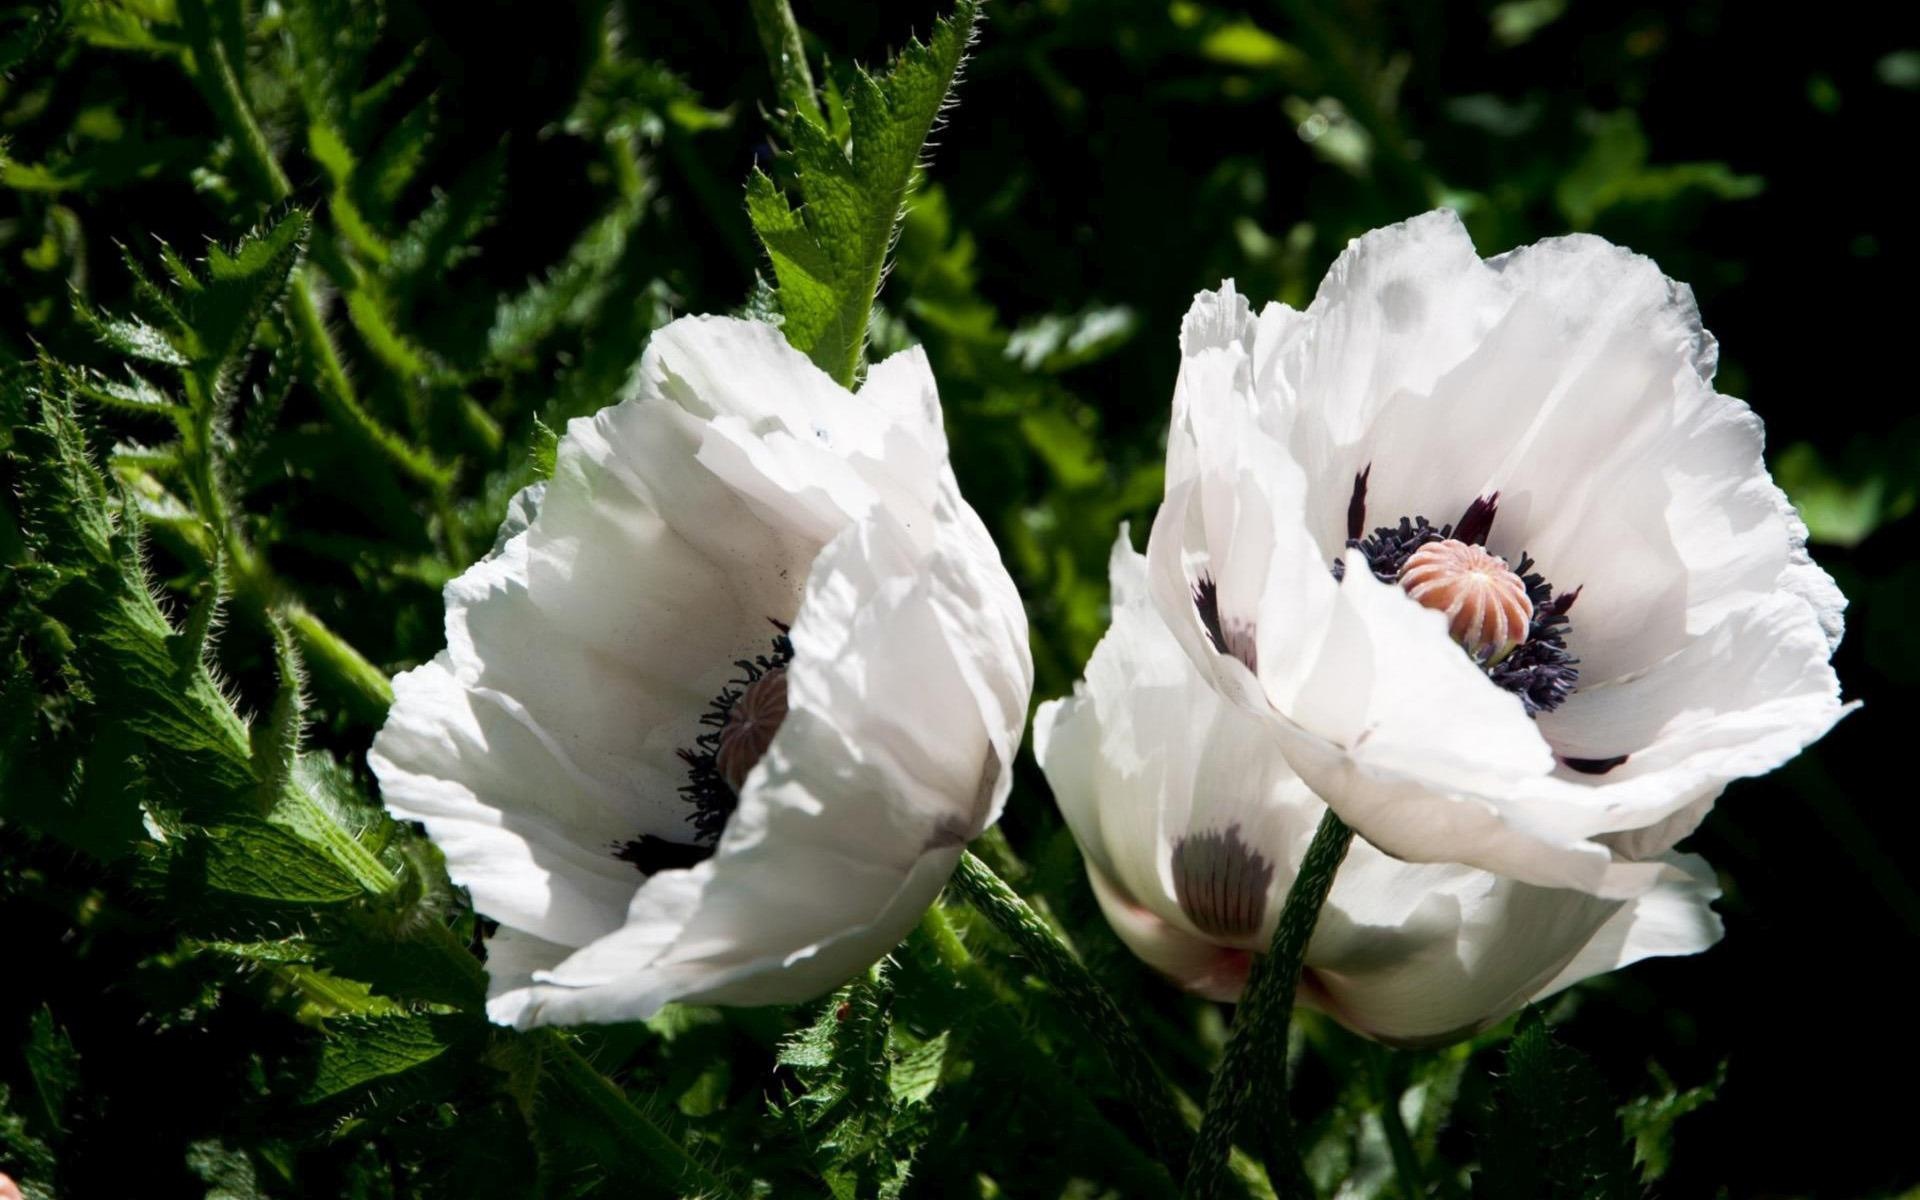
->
3;0;1916;1195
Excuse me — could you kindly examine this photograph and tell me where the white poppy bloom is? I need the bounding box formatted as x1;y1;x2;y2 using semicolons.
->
1142;211;1850;898
370;316;1032;1027
1038;537;1724;1046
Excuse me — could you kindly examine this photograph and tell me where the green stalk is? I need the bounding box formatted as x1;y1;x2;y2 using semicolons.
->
537;1030;741;1199
748;0;825;126
1368;1046;1425;1200
1184;812;1354;1200
951;851;1194;1173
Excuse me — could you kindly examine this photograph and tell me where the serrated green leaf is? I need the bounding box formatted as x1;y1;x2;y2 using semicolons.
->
197;819;367;903
1006;304;1140;373
1621;1061;1724;1183
486;191;649;366
8;387;256;798
750;1;980;386
65;366;185;420
24;1008;79;1137
79;309;190;366
186;1140;267;1200
0;1084;58;1200
302;1013;470;1104
188;209;311;377
1468;1010;1642;1200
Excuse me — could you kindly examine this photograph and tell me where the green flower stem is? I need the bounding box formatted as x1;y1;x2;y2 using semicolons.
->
185;12;293;203
951;850;1194;1174
1368;1047;1425;1200
537;1030;741;1200
1184;811;1354;1200
282;601;396;717
914;904;1182;1199
748;0;826;126
285;277;456;491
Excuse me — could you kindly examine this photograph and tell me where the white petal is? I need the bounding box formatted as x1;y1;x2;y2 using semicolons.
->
1532;852;1723;1000
379;314;1029;1026
1178;213;1849;895
1531;593;1853;855
491;509;1027;1025
1259;210;1510;553
1306;847;1718;1047
370;654;638;948
1085;862;1252;1004
1309;850;1615;1046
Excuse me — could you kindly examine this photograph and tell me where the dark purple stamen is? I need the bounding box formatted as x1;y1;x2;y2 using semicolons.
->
617;621;794;875
1347;465;1372;542
1453;492;1500;547
1332;496;1579;716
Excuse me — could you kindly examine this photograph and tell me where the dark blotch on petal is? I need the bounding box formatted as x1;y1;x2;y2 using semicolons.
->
1563;754;1629;775
1172;825;1277;940
1347;464;1372;542
1454;492;1501;547
1192;574;1259;673
615;834;712;875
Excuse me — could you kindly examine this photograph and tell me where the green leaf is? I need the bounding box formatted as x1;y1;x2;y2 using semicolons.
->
197;820;368;904
1774;440;1913;547
7;385;256;798
77;309;191;366
0;1084;58;1200
23;1008;79;1137
185;1140;269;1200
188;209;311;377
486;191;650;367
777;967;939;1199
1467;1009;1642;1200
302;1014;472;1104
1621;1061;1724;1183
1556;111;1762;229
1005;304;1141;373
748;1;980;387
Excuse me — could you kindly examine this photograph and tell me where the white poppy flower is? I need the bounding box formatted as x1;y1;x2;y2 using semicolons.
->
1143;211;1851;898
1038;537;1723;1046
370;316;1031;1027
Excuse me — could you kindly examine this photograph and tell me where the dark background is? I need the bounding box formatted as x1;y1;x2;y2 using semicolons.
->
3;0;1916;1195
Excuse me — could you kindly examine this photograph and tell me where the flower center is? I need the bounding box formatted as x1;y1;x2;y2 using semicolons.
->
616;622;793;875
1398;539;1532;659
1336;472;1580;716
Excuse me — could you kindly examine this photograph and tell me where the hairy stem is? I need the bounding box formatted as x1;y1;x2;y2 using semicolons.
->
748;0;825;126
951;851;1194;1173
1184;811;1354;1200
537;1030;741;1199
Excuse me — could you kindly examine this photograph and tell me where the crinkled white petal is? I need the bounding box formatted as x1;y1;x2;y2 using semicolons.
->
374;315;1030;1027
489;513;1024;1024
370;653;640;948
1148;213;1848;895
1307;847;1720;1047
1040;540;1721;1044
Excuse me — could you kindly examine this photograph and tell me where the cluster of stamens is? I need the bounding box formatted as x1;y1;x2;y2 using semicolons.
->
617;622;794;875
1333;470;1580;715
1190;468;1582;717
